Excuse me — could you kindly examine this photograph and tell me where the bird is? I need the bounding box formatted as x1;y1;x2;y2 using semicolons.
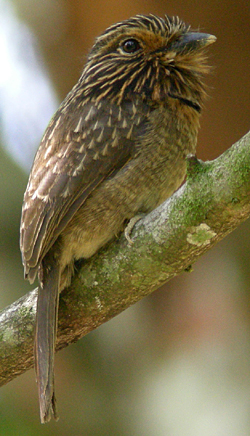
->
20;13;216;423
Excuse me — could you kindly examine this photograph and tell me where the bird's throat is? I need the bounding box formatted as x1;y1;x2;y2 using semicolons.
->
167;92;201;113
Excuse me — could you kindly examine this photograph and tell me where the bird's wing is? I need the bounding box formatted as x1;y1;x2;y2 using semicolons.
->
20;98;148;282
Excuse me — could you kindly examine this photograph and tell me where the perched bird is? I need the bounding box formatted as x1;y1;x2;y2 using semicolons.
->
20;14;216;422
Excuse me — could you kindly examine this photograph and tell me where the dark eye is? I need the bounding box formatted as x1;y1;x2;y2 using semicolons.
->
121;38;141;54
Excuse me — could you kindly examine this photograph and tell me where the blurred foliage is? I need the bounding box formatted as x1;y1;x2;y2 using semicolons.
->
1;0;250;434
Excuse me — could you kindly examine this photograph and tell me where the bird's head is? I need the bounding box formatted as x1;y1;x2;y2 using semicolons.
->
81;14;216;110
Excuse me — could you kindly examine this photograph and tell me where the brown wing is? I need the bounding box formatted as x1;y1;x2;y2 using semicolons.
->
20;97;148;283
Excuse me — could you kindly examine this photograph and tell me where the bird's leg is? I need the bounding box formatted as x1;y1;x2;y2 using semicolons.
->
124;214;145;244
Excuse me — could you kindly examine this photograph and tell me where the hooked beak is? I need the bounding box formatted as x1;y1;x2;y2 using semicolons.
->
172;32;216;52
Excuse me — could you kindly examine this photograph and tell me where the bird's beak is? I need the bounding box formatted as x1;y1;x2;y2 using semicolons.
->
173;32;216;52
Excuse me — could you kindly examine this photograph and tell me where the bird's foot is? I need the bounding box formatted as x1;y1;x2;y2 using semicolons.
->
124;214;144;245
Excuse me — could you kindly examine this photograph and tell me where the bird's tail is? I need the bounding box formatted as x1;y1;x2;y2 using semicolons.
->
35;252;60;423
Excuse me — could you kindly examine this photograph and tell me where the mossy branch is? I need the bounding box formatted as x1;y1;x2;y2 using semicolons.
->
1;130;250;386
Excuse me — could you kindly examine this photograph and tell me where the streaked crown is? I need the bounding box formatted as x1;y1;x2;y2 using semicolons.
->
75;14;216;107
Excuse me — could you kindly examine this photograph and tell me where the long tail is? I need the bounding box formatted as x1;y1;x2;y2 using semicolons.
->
35;252;60;423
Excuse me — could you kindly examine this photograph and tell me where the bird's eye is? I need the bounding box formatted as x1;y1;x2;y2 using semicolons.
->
121;39;141;54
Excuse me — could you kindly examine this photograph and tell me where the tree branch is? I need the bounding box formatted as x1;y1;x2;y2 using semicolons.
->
1;130;250;386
